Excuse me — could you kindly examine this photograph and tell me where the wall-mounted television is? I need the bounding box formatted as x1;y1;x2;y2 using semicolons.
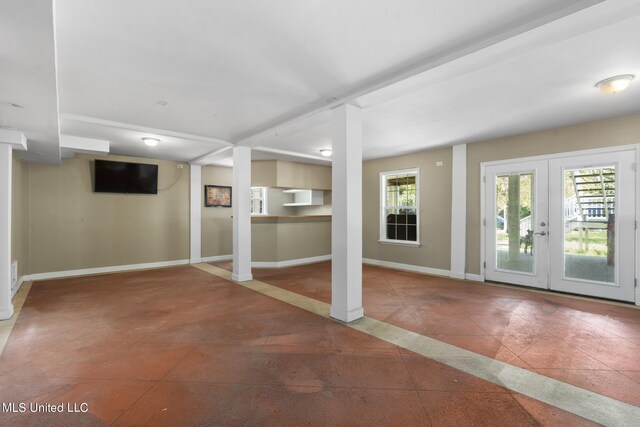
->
94;160;158;194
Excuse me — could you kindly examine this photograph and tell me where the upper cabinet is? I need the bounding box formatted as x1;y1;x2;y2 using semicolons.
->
252;160;331;190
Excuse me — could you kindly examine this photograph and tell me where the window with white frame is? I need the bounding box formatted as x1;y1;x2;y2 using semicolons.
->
380;169;419;244
250;187;267;215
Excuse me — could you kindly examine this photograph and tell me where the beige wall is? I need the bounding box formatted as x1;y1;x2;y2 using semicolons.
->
466;113;640;274
252;217;331;262
277;219;331;261
11;152;29;278
252;160;277;187
276;160;331;190
363;147;453;270
201;165;233;257
28;154;189;274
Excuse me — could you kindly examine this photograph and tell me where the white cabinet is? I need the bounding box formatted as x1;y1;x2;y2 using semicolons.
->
282;189;324;206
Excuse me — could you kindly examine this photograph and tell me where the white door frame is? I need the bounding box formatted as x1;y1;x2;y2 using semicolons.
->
480;144;639;304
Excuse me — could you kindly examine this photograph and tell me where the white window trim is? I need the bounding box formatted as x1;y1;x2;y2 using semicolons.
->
250;186;268;216
379;167;420;246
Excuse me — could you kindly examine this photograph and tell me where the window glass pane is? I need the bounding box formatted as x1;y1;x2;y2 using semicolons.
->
250;187;266;214
386;224;396;240
397;212;407;225
563;166;615;283
386;189;396;207
396;225;407;241
382;171;418;242
406;225;417;241
495;173;534;273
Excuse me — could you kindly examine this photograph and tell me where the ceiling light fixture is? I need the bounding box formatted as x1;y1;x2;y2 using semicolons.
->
319;149;332;157
142;137;160;147
595;74;634;94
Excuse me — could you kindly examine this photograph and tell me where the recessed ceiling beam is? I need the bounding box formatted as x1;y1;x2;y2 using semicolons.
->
189;146;234;165
60;134;109;158
0;128;27;151
61;113;235;147
254;146;331;163
234;0;603;147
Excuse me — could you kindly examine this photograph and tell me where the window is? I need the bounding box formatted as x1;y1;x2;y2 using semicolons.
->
250;187;267;215
380;169;419;245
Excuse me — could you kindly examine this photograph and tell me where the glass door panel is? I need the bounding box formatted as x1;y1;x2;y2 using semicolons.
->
485;160;548;289
562;166;615;284
495;173;535;273
549;151;635;302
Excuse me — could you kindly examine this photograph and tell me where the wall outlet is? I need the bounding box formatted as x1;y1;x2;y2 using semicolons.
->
436;161;444;166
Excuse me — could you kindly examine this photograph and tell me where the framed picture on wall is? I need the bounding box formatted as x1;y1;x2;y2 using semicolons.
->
204;185;232;207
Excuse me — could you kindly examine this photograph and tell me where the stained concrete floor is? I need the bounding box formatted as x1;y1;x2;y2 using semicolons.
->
0;262;638;425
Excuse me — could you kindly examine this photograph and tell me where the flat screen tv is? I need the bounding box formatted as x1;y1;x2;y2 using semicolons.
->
94;160;158;194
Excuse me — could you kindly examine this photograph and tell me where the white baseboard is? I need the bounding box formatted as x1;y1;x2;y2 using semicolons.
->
199;255;233;263
330;305;364;322
363;258;451;278
10;276;26;298
465;273;484;282
0;305;14;321
449;272;466;280
26;259;191;281
252;255;331;268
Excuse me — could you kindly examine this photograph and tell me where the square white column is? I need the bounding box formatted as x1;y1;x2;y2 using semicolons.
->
330;104;363;322
232;146;253;282
190;164;202;264
450;144;467;279
0;144;14;320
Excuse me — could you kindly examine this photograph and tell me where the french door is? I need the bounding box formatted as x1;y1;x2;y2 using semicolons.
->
485;150;636;302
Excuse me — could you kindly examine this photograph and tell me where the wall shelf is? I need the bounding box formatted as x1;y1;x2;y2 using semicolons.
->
282;189;324;206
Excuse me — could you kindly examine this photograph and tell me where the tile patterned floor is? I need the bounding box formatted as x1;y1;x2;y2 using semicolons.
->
0;262;637;425
217;261;640;408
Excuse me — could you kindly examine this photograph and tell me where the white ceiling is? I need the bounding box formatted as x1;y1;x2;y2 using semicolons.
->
2;0;640;166
0;0;60;163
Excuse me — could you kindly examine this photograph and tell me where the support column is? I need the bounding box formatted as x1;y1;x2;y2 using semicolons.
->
450;144;467;279
0;130;26;320
0;144;13;320
330;104;363;322
232;146;252;282
190;164;202;263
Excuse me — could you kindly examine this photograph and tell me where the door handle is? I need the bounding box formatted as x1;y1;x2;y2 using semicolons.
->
535;231;547;236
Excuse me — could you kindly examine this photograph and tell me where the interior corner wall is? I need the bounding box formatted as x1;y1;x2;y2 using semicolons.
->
27;154;190;274
201;165;233;257
466;112;640;275
363;146;453;270
11;152;29;279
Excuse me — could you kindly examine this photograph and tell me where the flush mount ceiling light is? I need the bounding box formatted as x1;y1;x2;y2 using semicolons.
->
319;149;332;157
595;74;634;94
142;137;160;147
